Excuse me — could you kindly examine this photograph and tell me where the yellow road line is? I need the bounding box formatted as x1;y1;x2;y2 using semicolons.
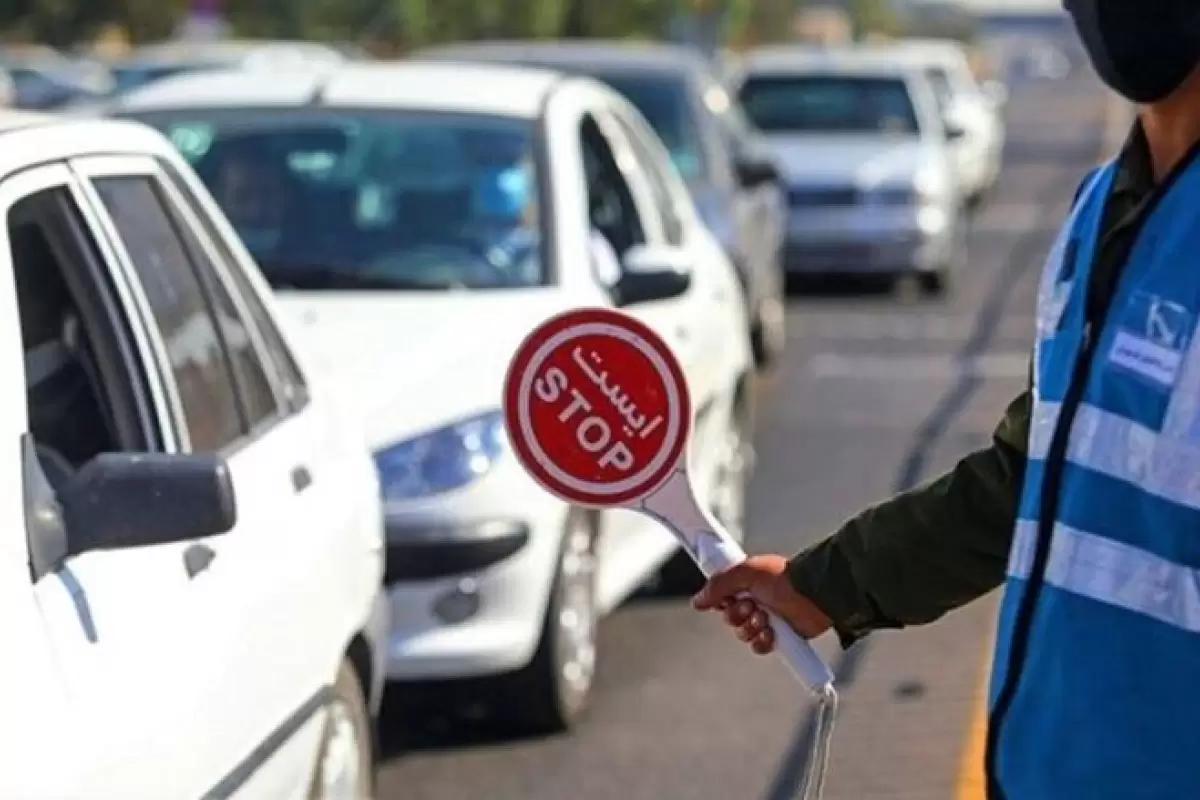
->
954;643;994;800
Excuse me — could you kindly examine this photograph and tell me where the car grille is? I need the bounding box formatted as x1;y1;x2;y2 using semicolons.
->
786;242;877;267
787;186;859;208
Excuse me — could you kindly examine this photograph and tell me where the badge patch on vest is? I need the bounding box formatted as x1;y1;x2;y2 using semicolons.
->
1107;292;1194;390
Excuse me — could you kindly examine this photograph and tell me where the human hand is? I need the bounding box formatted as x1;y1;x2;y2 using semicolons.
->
691;554;833;655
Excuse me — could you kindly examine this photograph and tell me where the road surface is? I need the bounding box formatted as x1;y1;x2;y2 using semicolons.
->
375;66;1123;800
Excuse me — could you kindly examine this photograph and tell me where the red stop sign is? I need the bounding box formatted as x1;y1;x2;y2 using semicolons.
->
503;308;691;506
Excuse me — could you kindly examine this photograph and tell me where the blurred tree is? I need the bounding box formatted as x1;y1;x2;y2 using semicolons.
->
0;0;114;46
847;0;897;38
119;0;187;41
723;0;755;49
560;0;593;38
744;0;800;45
896;1;977;43
0;0;762;51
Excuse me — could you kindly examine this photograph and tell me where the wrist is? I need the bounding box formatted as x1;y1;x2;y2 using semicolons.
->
786;542;876;639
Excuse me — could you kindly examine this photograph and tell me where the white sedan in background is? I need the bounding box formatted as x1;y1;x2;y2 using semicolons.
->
731;46;967;293
106;61;756;733
871;39;1008;206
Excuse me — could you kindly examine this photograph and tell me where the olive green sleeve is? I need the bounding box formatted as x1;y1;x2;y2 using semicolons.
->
786;386;1031;648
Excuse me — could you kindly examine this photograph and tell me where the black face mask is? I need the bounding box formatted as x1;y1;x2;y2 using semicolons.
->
1064;0;1200;103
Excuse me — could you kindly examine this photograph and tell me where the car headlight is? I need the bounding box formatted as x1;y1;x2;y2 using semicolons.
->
864;173;941;207
374;411;507;501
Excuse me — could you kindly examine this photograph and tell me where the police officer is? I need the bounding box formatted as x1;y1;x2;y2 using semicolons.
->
692;3;1200;798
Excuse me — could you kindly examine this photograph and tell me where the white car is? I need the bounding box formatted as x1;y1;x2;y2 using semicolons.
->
731;46;967;293
107;61;757;733
0;112;387;798
868;39;1008;205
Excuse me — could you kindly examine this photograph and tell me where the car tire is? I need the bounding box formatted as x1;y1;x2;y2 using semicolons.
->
308;660;375;800
750;306;786;370
497;511;598;735
966;186;988;212
656;393;753;596
918;269;949;296
920;220;968;297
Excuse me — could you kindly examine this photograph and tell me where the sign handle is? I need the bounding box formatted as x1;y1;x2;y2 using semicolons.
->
639;472;836;691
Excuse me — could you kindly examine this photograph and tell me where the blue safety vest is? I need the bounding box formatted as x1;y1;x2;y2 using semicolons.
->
986;154;1200;798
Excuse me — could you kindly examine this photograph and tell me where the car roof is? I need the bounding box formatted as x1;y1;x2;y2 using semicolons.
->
414;39;710;78
0;112;187;181
736;45;922;80
108;61;566;119
858;42;972;71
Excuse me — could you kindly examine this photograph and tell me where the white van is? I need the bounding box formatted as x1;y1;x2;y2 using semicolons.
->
0;112;387;799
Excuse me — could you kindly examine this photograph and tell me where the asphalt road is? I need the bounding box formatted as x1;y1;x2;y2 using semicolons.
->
375;68;1120;800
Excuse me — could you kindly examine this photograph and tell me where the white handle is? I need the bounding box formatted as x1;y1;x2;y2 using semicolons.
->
637;470;835;691
692;531;836;690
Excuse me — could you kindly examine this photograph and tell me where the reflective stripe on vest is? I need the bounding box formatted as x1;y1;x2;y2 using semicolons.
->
987;153;1200;799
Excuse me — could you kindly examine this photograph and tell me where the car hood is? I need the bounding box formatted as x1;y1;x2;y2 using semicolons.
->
763;134;930;186
275;289;573;448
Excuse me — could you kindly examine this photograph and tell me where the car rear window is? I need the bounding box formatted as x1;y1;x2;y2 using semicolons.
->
738;74;920;136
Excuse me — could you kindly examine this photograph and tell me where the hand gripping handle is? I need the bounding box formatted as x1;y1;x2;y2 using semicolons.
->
638;471;835;691
692;529;835;690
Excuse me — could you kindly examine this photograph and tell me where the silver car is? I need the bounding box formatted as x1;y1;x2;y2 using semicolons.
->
865;39;1008;207
731;46;967;294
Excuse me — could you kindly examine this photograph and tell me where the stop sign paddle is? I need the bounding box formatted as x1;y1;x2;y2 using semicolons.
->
502;307;834;692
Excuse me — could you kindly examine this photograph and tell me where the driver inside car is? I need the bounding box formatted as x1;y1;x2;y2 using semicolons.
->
206;138;297;256
469;138;621;288
471;154;541;282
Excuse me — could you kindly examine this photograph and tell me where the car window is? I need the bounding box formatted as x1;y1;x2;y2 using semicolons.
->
13;189;130;470
150;175;284;432
589;71;708;183
121;108;546;292
111;63;207;94
158;160;310;413
609;110;684;246
91;175;251;452
8;67;67;107
580;113;645;262
738;74;921;136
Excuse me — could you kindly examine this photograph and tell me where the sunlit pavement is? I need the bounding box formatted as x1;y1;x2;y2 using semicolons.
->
374;70;1127;800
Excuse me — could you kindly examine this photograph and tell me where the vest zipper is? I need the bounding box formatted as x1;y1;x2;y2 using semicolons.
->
984;319;1095;799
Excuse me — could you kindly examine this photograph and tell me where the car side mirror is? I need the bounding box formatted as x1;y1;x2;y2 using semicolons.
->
613;244;693;307
61;452;237;556
734;154;780;188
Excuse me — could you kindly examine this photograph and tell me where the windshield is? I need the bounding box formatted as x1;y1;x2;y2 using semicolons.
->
122;108;546;291
738;74;921;136
589;72;707;181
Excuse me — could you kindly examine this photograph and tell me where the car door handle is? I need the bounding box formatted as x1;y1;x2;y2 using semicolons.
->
291;464;313;493
183;543;216;580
